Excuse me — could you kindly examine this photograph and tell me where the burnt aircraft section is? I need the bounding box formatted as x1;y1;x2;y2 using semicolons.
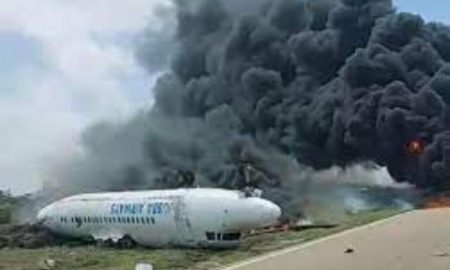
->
58;0;450;210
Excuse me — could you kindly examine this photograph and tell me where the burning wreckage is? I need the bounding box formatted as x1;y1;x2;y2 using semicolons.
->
6;0;450;248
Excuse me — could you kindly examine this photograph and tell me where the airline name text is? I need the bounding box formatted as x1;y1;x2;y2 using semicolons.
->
110;202;171;215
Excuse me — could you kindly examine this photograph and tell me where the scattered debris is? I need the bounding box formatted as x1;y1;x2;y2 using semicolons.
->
250;219;339;236
38;258;56;270
45;259;56;268
432;252;450;257
345;248;354;254
290;219;339;231
135;263;153;270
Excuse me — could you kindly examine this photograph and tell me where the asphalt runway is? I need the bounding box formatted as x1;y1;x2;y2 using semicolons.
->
224;208;450;270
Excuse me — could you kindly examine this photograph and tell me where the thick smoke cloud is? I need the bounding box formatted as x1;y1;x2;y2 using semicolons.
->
55;0;450;212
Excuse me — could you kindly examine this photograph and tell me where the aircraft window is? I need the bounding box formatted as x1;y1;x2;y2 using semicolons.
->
206;232;215;241
131;217;135;224
83;217;87;223
60;217;63;223
222;233;241;241
141;217;145;224
104;217;108;223
136;217;140;224
145;217;150;224
109;217;113;223
151;217;155;224
126;217;131;224
71;217;74;223
87;217;91;223
216;233;221;241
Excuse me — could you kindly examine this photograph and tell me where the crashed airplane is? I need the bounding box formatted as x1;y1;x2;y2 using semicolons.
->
37;188;281;248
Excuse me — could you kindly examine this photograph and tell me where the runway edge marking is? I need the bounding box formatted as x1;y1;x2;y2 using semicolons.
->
221;210;418;270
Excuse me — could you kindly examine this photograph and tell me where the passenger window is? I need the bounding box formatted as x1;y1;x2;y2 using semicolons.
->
126;217;130;224
131;217;135;224
206;232;215;241
222;233;241;241
141;217;145;224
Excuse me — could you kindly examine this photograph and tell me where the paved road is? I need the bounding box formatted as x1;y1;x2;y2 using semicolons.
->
224;208;450;270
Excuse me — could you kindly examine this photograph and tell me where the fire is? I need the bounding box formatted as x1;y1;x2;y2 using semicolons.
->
423;196;450;209
406;139;425;157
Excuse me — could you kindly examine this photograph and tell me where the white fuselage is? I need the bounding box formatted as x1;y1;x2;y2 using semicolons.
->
37;188;281;248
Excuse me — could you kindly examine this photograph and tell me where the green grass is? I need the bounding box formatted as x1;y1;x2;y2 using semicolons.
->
0;209;402;270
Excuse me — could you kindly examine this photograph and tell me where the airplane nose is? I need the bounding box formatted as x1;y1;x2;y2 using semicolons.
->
254;198;282;227
37;205;52;224
262;200;281;225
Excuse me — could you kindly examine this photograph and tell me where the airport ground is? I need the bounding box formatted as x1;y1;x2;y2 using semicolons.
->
0;210;400;270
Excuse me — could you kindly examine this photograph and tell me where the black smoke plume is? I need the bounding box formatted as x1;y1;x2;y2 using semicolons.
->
54;0;450;214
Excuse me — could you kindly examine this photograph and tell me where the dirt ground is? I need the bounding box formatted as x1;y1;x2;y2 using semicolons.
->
224;208;450;270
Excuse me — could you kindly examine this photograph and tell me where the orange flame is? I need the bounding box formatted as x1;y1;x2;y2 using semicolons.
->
423;196;450;209
406;139;425;157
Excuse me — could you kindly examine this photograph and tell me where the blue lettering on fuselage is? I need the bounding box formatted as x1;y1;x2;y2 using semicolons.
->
110;202;170;215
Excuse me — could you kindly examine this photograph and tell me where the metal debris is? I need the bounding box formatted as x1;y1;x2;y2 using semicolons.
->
345;248;354;254
135;263;153;270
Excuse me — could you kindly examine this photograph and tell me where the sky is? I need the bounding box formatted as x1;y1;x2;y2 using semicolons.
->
0;0;448;194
